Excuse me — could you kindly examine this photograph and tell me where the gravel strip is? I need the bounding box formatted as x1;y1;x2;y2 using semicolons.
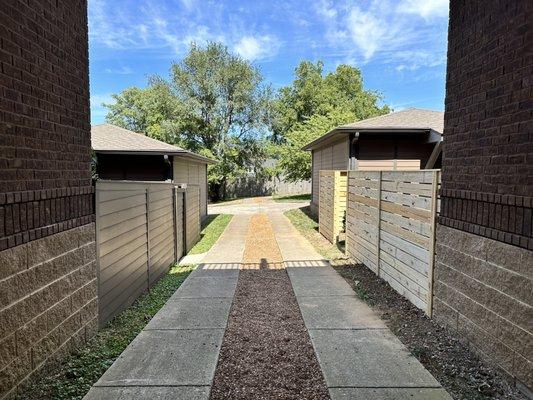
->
210;270;330;400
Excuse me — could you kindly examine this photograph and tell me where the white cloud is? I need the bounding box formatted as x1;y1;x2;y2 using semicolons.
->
399;0;449;20
104;66;133;74
234;35;280;61
346;6;389;60
315;0;338;19
315;0;448;69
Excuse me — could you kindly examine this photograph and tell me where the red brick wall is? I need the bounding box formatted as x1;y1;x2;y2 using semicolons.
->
440;0;532;250
0;0;94;251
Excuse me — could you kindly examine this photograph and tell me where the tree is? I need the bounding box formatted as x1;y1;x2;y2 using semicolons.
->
271;61;390;181
104;42;272;200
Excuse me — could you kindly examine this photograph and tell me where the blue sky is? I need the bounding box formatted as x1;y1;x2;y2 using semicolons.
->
89;0;449;124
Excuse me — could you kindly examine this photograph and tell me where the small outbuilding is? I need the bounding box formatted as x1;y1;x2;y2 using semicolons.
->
302;108;444;210
91;124;216;220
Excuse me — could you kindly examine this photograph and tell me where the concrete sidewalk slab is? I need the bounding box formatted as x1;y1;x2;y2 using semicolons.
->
269;212;325;262
190;264;240;278
84;386;210;400
286;265;338;277
170;276;237;299
329;387;452;400
179;253;205;266
201;214;250;264
145;297;233;330
290;273;355;297
308;329;442;388
298;296;387;329
92;329;225;387
284;260;330;268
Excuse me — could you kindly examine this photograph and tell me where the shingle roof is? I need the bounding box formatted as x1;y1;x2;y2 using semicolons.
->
91;124;216;164
339;108;444;133
92;124;185;153
302;108;444;151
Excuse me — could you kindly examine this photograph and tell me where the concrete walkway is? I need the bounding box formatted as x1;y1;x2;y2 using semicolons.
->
85;197;450;399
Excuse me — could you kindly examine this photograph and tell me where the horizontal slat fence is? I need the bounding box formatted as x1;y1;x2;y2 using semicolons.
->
96;180;200;325
185;185;200;252
319;170;348;243
346;170;440;314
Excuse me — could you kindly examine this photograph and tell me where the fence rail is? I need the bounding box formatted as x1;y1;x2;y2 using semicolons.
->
95;180;200;325
345;170;440;314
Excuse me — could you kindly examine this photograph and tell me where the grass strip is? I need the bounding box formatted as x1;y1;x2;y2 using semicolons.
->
273;193;311;202
188;214;233;254
284;206;346;262
16;265;194;400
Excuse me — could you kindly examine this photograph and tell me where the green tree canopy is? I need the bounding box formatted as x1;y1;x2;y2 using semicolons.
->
271;61;390;181
104;43;272;200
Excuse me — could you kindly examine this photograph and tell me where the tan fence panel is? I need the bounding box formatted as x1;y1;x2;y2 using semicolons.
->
345;170;440;314
346;171;380;273
184;185;200;252
148;186;175;286
319;170;348;243
96;181;185;325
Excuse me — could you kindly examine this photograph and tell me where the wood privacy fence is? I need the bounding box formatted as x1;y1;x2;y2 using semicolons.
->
319;170;348;243
95;180;200;325
345;170;440;314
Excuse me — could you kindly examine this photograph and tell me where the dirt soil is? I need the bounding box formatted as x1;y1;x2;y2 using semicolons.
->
334;263;527;400
241;213;284;269
210;270;330;400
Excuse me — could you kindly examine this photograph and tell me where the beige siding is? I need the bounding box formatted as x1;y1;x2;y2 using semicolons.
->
311;137;349;207
173;159;188;183
199;163;207;217
173;157;208;220
332;139;349;169
312;150;321;205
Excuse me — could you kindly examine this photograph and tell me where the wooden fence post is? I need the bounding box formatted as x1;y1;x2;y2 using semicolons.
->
427;170;439;316
95;183;102;327
376;171;383;277
145;187;151;292
172;186;177;264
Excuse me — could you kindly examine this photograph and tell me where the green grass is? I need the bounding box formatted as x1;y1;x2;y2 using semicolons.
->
16;265;193;400
284;206;346;262
188;214;232;255
273;193;311;202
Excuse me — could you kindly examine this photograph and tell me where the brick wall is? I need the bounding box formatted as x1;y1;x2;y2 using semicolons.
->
0;0;94;250
0;1;96;397
435;0;532;394
439;0;532;250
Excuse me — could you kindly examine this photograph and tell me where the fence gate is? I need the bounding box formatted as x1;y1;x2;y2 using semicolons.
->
345;170;440;314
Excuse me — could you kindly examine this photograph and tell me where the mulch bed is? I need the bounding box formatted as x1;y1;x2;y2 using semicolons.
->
210;270;330;400
334;263;527;400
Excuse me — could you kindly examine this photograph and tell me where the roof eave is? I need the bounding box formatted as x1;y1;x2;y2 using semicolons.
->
93;149;218;164
302;127;441;151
